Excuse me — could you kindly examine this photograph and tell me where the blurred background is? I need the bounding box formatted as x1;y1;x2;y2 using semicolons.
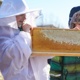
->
26;0;80;28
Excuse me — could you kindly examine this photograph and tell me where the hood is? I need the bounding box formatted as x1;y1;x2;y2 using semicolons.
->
0;0;31;18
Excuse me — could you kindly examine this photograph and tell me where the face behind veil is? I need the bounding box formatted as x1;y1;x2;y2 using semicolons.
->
0;0;29;38
0;0;41;38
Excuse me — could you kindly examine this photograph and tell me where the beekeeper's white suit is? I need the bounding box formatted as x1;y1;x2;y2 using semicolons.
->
0;0;50;80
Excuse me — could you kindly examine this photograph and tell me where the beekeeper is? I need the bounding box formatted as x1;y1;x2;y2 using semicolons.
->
0;0;50;80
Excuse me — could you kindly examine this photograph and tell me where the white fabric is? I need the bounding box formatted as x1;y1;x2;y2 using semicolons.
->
0;0;51;80
0;0;36;18
0;16;32;80
0;18;51;80
30;57;50;80
26;9;41;27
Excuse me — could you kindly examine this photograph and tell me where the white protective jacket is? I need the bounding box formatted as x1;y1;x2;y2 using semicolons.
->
0;0;50;80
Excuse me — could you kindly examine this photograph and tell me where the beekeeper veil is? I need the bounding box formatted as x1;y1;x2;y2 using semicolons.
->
0;0;32;38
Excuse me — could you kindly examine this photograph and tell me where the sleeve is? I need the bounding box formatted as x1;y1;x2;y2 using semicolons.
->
50;56;62;80
1;31;32;70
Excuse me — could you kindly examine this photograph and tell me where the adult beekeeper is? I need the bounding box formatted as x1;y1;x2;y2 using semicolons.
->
0;0;50;80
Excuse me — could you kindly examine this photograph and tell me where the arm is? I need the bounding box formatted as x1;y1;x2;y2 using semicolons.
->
0;31;32;70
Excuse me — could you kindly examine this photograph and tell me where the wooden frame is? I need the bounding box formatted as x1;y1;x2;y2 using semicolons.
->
31;27;80;56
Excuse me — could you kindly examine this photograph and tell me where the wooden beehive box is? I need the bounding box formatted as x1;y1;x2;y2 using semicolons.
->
31;27;80;56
